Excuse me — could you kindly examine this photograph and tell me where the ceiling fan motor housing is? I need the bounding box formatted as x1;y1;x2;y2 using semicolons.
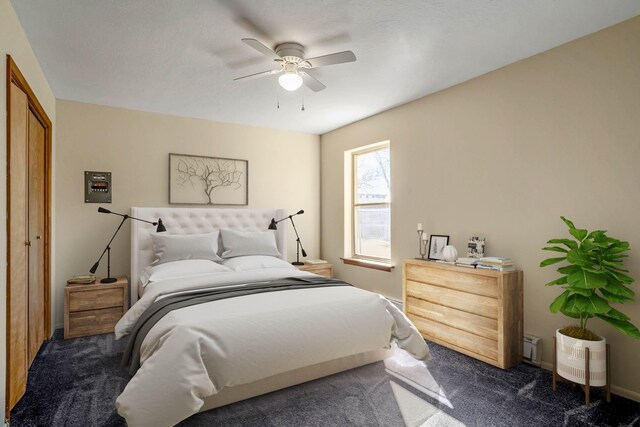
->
275;42;306;64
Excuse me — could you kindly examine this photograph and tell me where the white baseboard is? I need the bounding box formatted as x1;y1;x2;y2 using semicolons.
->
540;361;640;402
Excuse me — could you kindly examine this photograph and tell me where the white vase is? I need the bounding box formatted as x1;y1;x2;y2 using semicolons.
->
555;329;606;386
442;245;458;262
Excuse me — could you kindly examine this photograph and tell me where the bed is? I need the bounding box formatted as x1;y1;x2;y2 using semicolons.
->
115;207;430;426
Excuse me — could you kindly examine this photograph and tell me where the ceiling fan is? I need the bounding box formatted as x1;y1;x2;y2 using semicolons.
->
234;38;356;92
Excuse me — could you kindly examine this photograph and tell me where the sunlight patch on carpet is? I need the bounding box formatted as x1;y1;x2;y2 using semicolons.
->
390;381;465;427
384;345;453;408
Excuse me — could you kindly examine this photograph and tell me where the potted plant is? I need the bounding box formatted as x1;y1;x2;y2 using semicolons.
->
541;217;640;386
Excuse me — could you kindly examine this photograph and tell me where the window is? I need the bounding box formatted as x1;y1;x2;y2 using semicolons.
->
347;142;390;262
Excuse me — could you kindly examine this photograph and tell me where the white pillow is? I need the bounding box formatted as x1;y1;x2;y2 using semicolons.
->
141;259;231;287
220;229;281;259
151;231;222;265
222;256;296;272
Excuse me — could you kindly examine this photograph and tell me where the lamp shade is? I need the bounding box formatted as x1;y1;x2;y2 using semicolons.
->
279;72;303;91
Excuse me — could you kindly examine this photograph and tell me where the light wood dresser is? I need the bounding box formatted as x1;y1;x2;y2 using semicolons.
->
403;260;523;369
297;263;334;278
64;276;129;339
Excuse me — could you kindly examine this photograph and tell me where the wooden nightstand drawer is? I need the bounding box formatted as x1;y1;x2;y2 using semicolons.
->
67;307;123;338
297;263;333;278
69;288;124;312
64;276;129;339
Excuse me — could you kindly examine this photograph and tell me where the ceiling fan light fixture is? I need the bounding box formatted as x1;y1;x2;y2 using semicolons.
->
279;71;303;91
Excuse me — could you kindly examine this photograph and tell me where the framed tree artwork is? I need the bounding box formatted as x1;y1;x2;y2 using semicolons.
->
169;153;248;205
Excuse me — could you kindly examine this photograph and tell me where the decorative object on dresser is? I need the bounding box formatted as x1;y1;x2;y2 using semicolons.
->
442;245;458;262
90;207;165;283
403;259;523;369
268;209;307;265
427;235;449;260
467;236;485;258
169;153;248;205
416;223;428;259
64;276;129;339
541;217;639;405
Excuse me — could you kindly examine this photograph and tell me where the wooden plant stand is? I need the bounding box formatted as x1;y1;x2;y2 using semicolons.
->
552;337;611;406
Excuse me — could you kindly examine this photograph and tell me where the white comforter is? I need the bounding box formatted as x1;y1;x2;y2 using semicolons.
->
115;268;430;426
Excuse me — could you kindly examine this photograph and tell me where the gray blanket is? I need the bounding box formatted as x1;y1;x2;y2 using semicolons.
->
121;276;350;375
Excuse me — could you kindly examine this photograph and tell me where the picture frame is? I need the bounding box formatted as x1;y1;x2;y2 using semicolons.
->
427;234;450;260
467;236;486;258
169;153;248;205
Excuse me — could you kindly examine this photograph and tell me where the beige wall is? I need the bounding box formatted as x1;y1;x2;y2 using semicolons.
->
55;100;320;327
321;16;640;398
1;0;57;415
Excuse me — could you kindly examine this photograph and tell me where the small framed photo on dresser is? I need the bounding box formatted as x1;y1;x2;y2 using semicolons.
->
428;235;450;260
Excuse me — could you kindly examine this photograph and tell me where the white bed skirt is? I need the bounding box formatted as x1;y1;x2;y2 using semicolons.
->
198;348;391;412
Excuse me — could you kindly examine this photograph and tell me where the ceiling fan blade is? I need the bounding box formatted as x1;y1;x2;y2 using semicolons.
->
301;72;326;92
242;38;281;61
234;69;281;81
305;50;356;68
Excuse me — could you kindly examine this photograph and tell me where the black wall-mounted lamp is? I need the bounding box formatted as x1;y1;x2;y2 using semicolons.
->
269;209;307;266
90;207;166;283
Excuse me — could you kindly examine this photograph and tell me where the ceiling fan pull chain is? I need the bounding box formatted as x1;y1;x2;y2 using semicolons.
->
277;91;280;109
301;86;305;111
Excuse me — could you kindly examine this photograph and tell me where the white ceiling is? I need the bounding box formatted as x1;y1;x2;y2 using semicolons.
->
11;1;640;135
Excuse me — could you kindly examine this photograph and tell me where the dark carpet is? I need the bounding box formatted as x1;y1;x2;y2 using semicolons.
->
11;329;640;426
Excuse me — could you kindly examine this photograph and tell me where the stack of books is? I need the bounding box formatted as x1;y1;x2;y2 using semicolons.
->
476;257;515;271
67;275;96;285
456;257;479;268
305;259;328;265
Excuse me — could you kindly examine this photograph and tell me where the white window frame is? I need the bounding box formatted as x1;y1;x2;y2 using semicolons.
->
344;141;390;263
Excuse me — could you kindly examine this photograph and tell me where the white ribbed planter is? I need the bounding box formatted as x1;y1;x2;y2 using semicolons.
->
555;329;607;386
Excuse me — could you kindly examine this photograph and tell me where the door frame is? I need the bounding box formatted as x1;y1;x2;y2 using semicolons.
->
5;55;52;415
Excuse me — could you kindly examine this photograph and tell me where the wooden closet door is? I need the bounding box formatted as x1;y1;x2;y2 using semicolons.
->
7;81;29;409
27;110;46;365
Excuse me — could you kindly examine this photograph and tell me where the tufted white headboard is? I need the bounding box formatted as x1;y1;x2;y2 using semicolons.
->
130;207;286;304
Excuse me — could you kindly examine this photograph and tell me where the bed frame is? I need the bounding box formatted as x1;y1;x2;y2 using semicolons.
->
127;206;388;416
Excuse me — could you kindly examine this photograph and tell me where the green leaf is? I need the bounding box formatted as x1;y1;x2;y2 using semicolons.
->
542;246;569;253
545;276;568;287
550;290;569;313
603;307;630;321
567;268;607;289
561;294;584;314
566;249;593;267
601;259;625;268
607;245;630;254
603;280;635;297
557;265;581;275
599;288;635;303
570;287;593;297
547;238;578;250
586;230;607;240
595;315;640;339
571;293;610;314
560;216;576;229
540;257;566;268
569;228;588;242
605;270;634;284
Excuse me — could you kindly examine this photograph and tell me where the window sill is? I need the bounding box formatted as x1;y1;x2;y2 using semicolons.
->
341;258;395;272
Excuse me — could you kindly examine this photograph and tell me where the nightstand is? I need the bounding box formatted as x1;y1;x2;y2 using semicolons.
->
64;276;129;339
297;263;334;278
